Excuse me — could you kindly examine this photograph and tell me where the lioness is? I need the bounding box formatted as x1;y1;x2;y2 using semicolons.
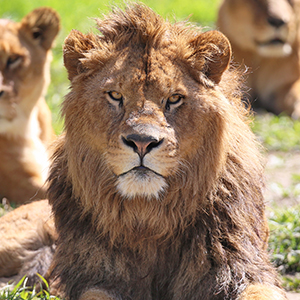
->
0;7;59;204
45;4;287;300
0;200;55;287
217;0;300;117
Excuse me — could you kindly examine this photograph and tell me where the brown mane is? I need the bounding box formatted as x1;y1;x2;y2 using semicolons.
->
48;4;283;299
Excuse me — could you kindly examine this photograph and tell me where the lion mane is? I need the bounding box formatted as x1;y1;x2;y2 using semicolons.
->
48;4;286;300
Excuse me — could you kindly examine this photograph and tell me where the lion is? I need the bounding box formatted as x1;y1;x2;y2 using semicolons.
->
0;7;59;204
217;0;300;118
0;199;55;288
45;3;287;300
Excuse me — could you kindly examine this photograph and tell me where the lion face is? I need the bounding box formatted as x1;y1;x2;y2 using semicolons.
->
0;8;59;128
100;52;183;199
218;0;298;57
62;18;232;200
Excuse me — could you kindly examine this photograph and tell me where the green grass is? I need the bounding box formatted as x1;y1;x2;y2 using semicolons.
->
269;207;300;291
2;0;221;29
0;276;60;300
0;201;14;218
251;113;300;291
269;207;300;273
252;113;300;151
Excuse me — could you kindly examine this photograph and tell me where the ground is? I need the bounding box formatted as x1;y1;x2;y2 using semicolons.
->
265;151;300;300
265;151;300;208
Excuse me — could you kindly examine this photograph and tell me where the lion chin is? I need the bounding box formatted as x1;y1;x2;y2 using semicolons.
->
257;40;292;57
117;167;167;199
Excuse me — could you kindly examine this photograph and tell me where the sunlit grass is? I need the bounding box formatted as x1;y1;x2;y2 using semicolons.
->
269;207;300;291
252;113;300;151
0;275;60;300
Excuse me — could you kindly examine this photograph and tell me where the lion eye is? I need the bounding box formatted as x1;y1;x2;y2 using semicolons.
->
108;91;123;102
6;55;23;70
168;94;182;104
166;94;183;110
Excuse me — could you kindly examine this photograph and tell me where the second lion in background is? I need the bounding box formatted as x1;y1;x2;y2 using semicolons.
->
218;0;300;118
0;7;60;204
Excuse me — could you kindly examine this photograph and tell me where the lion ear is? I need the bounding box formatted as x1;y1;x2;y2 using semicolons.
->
20;7;60;50
189;30;231;84
63;30;99;81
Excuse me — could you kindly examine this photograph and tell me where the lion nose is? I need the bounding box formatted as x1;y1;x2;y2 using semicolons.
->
267;16;286;28
122;134;163;157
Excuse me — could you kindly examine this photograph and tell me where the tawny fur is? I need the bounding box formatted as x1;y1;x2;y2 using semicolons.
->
47;3;287;300
0;200;55;287
217;0;300;118
0;7;59;204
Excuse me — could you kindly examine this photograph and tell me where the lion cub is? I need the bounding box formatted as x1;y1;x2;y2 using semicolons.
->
0;7;59;204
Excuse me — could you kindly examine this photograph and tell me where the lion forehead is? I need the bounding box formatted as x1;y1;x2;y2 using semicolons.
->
90;45;185;85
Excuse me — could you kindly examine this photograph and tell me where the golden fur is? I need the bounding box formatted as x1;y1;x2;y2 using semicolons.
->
217;0;300;117
47;4;287;299
0;7;59;204
0;200;55;287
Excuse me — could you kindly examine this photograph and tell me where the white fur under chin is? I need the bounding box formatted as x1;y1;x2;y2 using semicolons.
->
258;43;292;57
117;170;167;200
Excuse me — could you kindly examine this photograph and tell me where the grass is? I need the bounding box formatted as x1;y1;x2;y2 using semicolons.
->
250;113;300;292
0;200;14;218
269;207;300;274
2;0;300;297
0;276;60;300
252;113;300;151
269;207;300;291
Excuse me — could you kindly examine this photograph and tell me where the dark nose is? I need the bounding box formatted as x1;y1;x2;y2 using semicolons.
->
0;91;4;97
122;134;163;157
267;16;286;28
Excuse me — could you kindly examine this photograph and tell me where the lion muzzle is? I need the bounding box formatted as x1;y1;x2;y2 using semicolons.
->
121;134;164;159
117;131;167;199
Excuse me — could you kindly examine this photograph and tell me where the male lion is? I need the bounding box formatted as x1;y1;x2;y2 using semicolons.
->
217;0;300;117
47;4;287;300
0;7;59;204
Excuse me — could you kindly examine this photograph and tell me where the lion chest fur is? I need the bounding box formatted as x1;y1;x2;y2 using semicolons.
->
49;4;284;300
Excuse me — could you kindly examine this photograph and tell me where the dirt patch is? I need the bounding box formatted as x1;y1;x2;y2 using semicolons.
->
265;151;300;299
287;292;300;300
264;151;300;208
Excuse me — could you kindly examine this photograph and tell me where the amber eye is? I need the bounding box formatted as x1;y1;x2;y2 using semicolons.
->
6;55;22;69
108;91;123;102
168;94;182;104
166;94;183;110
